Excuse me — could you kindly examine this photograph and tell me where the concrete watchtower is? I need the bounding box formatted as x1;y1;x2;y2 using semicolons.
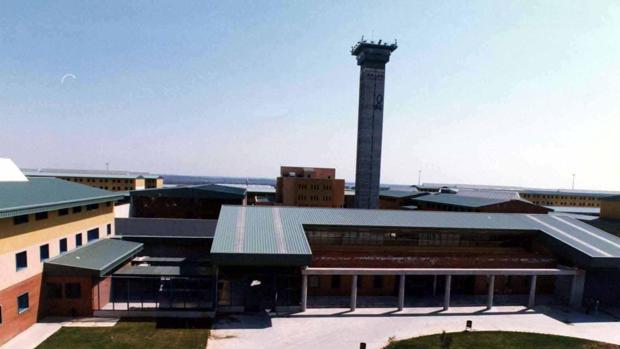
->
351;39;397;209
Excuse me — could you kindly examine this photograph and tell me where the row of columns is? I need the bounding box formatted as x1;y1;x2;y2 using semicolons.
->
301;272;584;312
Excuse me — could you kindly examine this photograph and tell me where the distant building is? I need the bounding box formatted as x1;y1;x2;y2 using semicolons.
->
219;184;276;206
519;189;619;208
129;184;246;219
412;193;551;214
0;159;123;345
23;168;163;191
276;166;345;208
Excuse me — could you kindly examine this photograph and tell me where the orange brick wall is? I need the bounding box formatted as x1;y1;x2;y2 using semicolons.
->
0;273;42;346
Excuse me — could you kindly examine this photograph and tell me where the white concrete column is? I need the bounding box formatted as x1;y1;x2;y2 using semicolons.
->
301;274;308;312
528;275;537;308
569;270;586;308
398;275;406;310
444;275;452;310
351;275;358;311
487;275;495;310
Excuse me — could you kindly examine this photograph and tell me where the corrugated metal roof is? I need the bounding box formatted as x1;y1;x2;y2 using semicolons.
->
114;265;213;277
23;168;161;179
44;238;143;276
0;177;124;218
211;206;620;266
115;217;217;238
379;190;426;199
412;193;507;208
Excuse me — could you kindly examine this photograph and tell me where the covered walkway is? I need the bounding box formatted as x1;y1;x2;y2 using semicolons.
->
301;267;584;312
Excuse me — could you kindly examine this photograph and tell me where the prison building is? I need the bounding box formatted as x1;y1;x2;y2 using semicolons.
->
0;160;123;345
411;193;552;214
23;168;164;191
129;184;246;219
276;166;345;208
519;189;619;208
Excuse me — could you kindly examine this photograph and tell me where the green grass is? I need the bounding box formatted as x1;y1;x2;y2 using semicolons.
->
36;319;210;349
384;331;616;349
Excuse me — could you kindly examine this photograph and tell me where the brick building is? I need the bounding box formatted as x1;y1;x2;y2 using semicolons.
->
23;168;164;192
276;166;345;208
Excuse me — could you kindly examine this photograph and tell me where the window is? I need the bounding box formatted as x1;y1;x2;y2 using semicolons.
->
75;233;83;247
372;276;383;289
13;215;29;225
46;283;62;299
87;228;99;242
65;283;81;299
86;203;99;211
72;206;82;214
106;224;112;236
59;238;67;253
0;305;3;325
17;293;29;314
330;276;341;289
309;276;320;288
58;208;69;216
35;211;48;220
15;251;27;271
40;244;49;261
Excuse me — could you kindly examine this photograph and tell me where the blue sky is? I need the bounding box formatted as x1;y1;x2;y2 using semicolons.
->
1;1;619;189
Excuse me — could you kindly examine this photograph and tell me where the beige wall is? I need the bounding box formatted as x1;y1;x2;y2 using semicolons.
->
520;193;601;207
58;176;139;191
0;204;114;292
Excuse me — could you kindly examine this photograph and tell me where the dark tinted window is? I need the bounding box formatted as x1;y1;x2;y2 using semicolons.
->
46;283;62;299
40;244;49;261
72;206;82;214
59;238;67;253
58;208;69;216
86;204;99;211
15;251;27;270
65;283;81;299
87;228;99;242
17;293;29;313
13;215;29;225
35;212;48;220
75;233;83;247
106;224;112;235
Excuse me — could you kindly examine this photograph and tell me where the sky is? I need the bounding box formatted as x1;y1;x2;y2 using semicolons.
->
1;1;619;190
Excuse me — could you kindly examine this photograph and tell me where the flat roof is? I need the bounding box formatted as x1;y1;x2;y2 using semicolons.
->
0;177;124;218
379;190;426;199
114;265;213;277
45;238;143;276
129;184;246;200
211;206;620;267
115;217;217;238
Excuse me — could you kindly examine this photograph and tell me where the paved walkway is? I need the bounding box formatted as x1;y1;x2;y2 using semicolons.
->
0;317;118;349
208;305;620;349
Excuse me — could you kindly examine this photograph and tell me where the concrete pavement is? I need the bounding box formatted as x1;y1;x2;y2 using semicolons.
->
208;305;620;349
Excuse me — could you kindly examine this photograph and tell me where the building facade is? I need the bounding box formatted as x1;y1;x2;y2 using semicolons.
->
23;169;164;191
276;166;345;208
519;189;618;208
0;175;122;345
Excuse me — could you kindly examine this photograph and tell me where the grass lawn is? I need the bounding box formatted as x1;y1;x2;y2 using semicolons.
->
384;331;618;349
36;319;210;349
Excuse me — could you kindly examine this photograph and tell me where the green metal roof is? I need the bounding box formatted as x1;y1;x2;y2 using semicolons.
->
23;168;162;180
0;177;124;218
44;238;143;276
379;190;426;199
211;206;620;268
114;265;213;277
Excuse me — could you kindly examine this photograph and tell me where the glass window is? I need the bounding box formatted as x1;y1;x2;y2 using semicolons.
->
59;238;67;253
46;283;62;299
35;212;48;220
87;228;99;242
75;233;83;247
13;215;29;225
58;208;69;216
86;204;99;211
65;283;81;299
106;224;112;235
330;276;341;289
309;276;320;288
372;276;383;289
40;244;49;261
17;293;29;314
15;251;27;271
72;206;82;214
0;305;2;324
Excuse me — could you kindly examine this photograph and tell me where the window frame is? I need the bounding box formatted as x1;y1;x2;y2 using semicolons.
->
59;238;68;253
17;293;29;314
15;251;28;271
40;244;50;261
